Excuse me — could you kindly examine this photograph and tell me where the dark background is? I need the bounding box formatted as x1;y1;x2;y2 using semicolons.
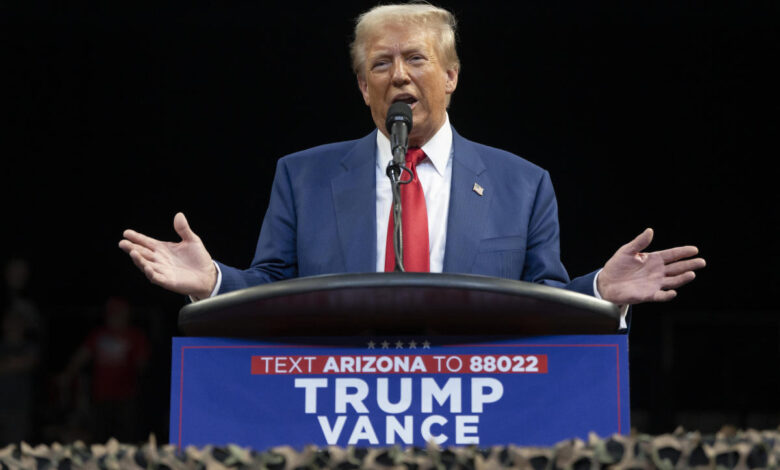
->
2;0;778;442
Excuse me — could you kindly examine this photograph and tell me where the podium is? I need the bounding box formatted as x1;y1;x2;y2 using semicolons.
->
171;273;629;449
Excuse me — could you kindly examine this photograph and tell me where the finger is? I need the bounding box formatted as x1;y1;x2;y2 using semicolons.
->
653;290;677;302
657;245;700;263
143;263;164;285
123;229;162;250
119;240;147;255
619;228;654;254
139;258;169;283
129;249;151;273
144;265;168;286
128;249;174;290
144;266;182;294
665;257;706;276
129;248;156;269
129;249;166;277
118;239;134;253
129;243;159;263
173;212;198;242
662;271;697;289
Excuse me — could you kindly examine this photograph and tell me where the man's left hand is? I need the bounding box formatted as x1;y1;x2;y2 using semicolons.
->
597;228;706;305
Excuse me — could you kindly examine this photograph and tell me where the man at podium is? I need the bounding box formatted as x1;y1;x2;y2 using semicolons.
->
118;4;705;319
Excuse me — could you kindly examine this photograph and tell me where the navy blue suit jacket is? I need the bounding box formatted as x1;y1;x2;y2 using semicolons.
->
217;129;597;295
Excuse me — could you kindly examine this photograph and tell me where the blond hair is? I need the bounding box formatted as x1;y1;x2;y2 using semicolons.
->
350;3;460;77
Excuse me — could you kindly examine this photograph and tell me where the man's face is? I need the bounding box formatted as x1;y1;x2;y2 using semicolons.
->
357;23;459;147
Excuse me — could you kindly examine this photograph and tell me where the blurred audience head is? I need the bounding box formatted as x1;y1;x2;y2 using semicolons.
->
4;258;31;293
104;296;131;331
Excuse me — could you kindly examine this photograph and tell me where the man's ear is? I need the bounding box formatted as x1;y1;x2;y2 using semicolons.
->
357;74;371;105
444;66;459;94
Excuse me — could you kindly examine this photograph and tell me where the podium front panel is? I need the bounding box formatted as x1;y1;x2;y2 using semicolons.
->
170;335;629;449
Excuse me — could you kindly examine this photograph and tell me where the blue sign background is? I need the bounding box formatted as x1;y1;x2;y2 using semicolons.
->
170;335;629;449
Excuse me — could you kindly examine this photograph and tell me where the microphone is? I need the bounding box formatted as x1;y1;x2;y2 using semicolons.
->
385;102;413;166
384;102;413;272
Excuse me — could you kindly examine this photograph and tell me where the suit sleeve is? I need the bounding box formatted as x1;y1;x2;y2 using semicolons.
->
217;158;299;293
523;170;598;296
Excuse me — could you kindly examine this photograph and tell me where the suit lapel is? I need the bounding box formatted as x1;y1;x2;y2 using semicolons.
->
331;131;377;273
443;130;491;273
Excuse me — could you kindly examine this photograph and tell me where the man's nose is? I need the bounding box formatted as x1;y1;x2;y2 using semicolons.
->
391;58;410;86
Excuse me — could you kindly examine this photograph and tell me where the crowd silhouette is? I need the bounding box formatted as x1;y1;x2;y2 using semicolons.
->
0;258;168;445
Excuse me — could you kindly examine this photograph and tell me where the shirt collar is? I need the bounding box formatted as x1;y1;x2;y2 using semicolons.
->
376;112;453;176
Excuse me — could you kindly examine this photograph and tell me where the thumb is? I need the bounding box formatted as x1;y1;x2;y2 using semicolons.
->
173;212;198;242
620;228;654;254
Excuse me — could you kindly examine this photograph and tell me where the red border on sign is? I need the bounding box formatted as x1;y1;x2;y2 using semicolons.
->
176;342;623;448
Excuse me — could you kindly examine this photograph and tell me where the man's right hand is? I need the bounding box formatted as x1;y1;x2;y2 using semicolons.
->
118;212;217;300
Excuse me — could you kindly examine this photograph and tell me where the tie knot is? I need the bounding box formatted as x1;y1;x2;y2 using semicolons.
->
405;147;426;166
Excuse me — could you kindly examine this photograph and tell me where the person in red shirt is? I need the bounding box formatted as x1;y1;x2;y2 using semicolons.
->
61;297;149;442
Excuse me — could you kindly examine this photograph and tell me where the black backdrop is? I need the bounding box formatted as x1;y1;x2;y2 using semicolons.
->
3;0;779;438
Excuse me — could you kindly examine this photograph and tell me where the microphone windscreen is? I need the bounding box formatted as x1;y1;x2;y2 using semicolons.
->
385;102;413;134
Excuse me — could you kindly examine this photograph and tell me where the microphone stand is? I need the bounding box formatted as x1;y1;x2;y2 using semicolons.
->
386;151;412;272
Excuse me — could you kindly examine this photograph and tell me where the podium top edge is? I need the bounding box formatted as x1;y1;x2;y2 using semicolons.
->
178;273;621;336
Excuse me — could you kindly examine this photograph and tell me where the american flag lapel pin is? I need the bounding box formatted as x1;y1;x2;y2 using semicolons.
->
472;182;484;196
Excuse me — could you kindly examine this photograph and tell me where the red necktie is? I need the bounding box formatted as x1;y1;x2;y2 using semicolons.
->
385;147;430;272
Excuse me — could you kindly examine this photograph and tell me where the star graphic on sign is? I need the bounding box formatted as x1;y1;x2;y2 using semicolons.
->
381;341;390;349
422;341;431;349
408;340;417;349
395;341;404;349
367;341;375;349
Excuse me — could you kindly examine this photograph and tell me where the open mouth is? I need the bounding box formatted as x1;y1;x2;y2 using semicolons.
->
393;94;418;109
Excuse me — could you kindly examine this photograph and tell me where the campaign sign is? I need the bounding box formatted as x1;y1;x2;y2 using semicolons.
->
170;335;629;449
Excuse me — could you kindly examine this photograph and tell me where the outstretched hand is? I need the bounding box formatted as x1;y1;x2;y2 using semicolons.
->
597;228;706;305
118;212;217;299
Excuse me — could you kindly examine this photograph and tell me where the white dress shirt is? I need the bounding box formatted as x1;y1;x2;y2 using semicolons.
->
375;113;453;273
